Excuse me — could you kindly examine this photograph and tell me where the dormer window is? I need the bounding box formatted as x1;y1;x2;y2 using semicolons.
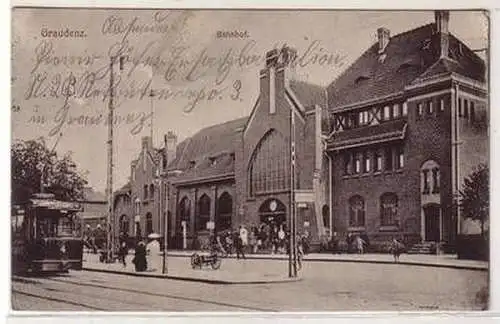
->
209;157;217;166
189;160;196;168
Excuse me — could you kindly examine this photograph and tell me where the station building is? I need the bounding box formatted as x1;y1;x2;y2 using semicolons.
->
114;11;487;251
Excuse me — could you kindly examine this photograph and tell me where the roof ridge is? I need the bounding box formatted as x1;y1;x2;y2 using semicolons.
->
327;23;435;90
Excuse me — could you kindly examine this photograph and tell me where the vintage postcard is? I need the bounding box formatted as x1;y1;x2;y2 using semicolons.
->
10;7;489;312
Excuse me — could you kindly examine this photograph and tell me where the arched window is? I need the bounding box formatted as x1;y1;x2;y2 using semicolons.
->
380;193;398;226
349;195;365;227
217;192;233;232
248;130;290;196
421;160;440;195
197;194;211;232
149;184;155;200
146;212;153;235
120;214;129;235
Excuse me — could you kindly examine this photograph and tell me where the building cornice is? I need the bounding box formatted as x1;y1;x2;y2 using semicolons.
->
171;172;235;186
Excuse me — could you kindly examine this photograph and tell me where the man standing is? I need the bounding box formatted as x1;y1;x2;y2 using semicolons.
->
235;227;246;259
239;225;248;252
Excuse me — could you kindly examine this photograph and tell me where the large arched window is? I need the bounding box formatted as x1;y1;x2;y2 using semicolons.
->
249;130;290;196
349;195;365;227
197;194;211;232
146;212;153;235
380;193;398;226
217;192;233;232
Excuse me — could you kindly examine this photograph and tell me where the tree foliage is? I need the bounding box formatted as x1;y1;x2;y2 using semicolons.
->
460;163;489;235
11;139;88;203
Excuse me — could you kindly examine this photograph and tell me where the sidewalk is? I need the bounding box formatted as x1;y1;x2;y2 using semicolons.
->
163;250;488;271
82;252;301;284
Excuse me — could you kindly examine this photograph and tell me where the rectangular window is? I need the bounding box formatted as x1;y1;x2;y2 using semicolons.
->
418;103;423;116
393;104;400;118
143;185;148;200
470;101;475;122
354;154;361;174
422;170;430;194
402;103;408;116
364;153;371;173
459;98;463;117
464;99;469;118
440;99;445;112
396;147;404;169
383;106;391;121
428;101;433;114
375;152;383;172
384;147;393;171
432;168;440;194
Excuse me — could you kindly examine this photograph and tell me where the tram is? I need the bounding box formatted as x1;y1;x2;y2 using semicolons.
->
12;193;84;274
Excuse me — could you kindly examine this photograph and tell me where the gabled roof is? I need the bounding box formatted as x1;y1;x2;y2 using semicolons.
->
327;23;486;110
168;117;248;183
81;187;106;203
288;79;326;110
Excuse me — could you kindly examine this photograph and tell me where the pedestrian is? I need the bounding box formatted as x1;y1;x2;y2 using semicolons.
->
346;233;354;253
355;235;366;254
390;238;405;262
278;225;286;254
118;240;128;267
235;230;246;259
361;232;370;253
132;241;148;272
249;227;257;254
239;225;248;252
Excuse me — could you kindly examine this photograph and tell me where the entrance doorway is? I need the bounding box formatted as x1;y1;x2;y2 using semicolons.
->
259;199;287;228
424;204;440;242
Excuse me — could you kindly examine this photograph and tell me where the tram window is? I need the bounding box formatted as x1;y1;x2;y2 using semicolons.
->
58;217;73;236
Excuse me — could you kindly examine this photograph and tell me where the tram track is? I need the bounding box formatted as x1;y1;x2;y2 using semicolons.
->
12;275;277;312
12;289;107;311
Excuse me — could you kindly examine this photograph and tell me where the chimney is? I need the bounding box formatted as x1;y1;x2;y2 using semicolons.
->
377;27;390;54
164;131;177;165
435;10;450;58
141;136;152;151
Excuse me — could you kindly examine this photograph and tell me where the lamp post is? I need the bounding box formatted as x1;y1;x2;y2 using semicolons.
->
162;179;169;274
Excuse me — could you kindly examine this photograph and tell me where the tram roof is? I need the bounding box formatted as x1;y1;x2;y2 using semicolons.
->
28;198;82;212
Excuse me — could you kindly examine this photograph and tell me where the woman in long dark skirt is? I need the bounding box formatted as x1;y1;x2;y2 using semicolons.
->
133;241;148;272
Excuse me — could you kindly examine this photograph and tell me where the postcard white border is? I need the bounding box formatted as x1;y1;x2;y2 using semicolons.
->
4;1;500;323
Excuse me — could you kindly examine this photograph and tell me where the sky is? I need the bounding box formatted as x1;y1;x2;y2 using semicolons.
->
11;9;489;193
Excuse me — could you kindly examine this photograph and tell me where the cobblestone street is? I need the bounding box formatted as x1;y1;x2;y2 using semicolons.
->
12;257;488;311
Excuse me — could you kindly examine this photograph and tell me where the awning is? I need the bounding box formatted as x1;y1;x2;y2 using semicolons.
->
327;119;407;151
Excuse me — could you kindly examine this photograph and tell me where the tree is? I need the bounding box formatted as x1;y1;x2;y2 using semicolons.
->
11;138;88;204
459;163;489;237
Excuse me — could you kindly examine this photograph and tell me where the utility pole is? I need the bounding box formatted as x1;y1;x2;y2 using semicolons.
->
162;134;169;274
289;105;298;278
106;56;125;262
106;57;115;262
